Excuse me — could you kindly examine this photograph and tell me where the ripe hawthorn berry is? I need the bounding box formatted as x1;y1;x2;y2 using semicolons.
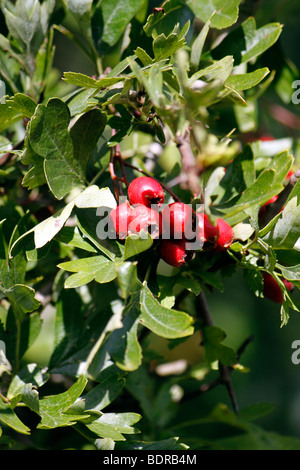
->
161;202;195;240
109;201;132;239
196;214;233;250
263;273;294;304
158;239;192;267
128;176;165;208
196;213;219;244
214;218;234;251
128;204;161;239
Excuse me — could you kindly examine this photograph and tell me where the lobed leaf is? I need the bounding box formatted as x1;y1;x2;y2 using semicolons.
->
139;282;194;339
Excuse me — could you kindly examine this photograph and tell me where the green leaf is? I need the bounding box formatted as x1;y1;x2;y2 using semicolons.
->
3;309;42;369
92;0;142;53
83;365;126;411
234;99;258;133
0;398;30;435
263;197;300;249
22;384;40;414
1;284;40;322
268;150;294;186
188;56;234;86
70;109;107;173
3;0;44;55
75;186;117;210
212;17;282;66
7;363;49;401
34;202;74;249
186;0;242;30
87;298;143;375
48;289;85;370
127;58;165;109
143;0;191;38
117;262;142;299
64;87;99;117
37;376;89;429
116;437;189;450
232;222;255;242
0;103;23;133
28;98;85;199
243;268;264;298
216;169;283;222
190;13;214;71
202;326;237;366
124;233;153;260
10;186;116;253
54;226;97;253
6;93;37;118
21;162;46;190
62;0;93;44
33;28;55;95
139;282;194;339
0;217;27;289
135;47;153;66
75;207;124;261
278;264;300;282
63;72;124;89
58;255;118;289
86;412;141;441
225;67;270;91
110;300;142;371
21;136;47;190
152;22;189;61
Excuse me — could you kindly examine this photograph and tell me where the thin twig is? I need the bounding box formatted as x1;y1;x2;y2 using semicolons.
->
176;130;202;199
196;291;240;414
109;131;129;200
182;335;254;402
109;145;120;200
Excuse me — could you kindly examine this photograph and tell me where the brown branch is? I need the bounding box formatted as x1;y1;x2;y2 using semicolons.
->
175;130;202;199
109;130;129;200
182;334;254;405
109;145;120;200
196;291;240;414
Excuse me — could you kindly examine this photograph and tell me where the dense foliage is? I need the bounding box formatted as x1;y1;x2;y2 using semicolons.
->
1;0;300;450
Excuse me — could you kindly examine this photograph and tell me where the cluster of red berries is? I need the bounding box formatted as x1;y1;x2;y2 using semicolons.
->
109;176;234;268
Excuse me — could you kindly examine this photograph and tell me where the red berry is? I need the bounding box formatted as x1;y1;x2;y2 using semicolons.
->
283;278;294;292
159;239;189;267
109;202;132;239
214;218;234;250
263;273;294;304
128;176;165;208
259;195;279;220
196;213;219;244
161;202;195;240
128;204;161;239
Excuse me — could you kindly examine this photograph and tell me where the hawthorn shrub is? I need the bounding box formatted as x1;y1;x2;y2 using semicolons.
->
1;0;300;451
